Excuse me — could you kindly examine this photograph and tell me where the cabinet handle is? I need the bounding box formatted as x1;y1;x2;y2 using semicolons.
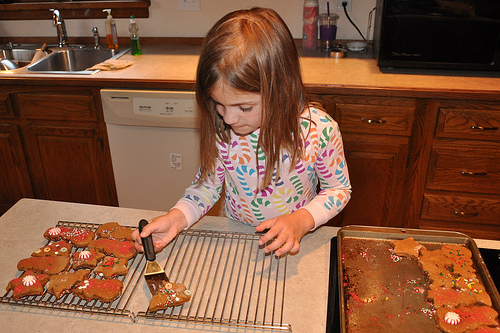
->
454;210;479;217
461;170;488;176
361;117;387;124
471;125;499;131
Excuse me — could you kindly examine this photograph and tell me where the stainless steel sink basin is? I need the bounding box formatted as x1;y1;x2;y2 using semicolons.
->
0;44;50;69
26;47;130;74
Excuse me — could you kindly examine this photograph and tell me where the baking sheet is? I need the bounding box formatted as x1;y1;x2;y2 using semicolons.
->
337;226;500;333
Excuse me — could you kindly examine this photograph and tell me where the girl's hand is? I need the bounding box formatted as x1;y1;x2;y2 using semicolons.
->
130;209;188;253
255;209;315;257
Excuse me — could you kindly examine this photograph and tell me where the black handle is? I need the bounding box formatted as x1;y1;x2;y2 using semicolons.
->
139;219;156;262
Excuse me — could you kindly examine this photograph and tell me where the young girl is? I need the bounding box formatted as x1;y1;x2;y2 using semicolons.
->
132;7;351;257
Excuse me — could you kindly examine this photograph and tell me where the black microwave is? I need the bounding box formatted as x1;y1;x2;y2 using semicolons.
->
373;0;500;72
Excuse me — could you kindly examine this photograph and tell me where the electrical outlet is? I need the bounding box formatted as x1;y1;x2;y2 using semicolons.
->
338;0;352;12
170;153;183;171
179;0;200;11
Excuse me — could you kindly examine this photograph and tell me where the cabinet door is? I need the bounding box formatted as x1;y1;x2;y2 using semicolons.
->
0;124;33;215
22;125;115;206
312;94;416;228
339;133;410;227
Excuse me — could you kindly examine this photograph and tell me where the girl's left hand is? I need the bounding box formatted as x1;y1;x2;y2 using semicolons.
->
255;209;315;256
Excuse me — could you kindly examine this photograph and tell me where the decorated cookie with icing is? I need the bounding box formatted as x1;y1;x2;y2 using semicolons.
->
93;256;129;279
442;244;476;279
427;287;477;308
44;226;95;247
87;238;137;259
72;278;123;303
454;277;492;307
436;305;499;333
96;222;133;241
71;250;105;270
418;248;456;289
46;269;91;299
17;255;70;275
6;270;50;300
31;240;72;257
148;281;192;312
390;237;426;259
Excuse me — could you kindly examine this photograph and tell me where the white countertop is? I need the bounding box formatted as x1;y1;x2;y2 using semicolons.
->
1;199;499;333
0;199;338;333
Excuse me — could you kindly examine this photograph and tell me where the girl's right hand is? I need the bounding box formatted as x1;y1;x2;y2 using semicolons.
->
130;209;188;253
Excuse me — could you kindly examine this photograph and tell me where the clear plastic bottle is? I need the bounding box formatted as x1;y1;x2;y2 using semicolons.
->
302;0;319;50
129;15;142;55
103;9;119;50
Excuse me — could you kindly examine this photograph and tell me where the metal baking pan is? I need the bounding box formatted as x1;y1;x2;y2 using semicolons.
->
337;225;500;333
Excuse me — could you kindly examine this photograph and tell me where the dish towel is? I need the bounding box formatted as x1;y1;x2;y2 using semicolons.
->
86;59;135;71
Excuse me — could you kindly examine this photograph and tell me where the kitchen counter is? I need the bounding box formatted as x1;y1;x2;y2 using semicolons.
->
1;45;500;97
0;198;338;333
1;199;500;333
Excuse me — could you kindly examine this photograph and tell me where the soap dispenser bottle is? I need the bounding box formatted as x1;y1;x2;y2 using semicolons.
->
129;15;141;55
103;9;119;49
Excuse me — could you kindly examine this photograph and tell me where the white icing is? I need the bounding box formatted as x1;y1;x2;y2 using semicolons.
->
444;311;461;325
79;250;92;260
22;275;37;287
48;227;61;236
60;247;68;253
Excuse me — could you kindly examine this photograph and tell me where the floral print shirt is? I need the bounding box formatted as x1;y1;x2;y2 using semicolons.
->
173;106;352;229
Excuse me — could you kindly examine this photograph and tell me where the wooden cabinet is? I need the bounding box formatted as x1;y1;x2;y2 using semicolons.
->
0;124;33;214
418;100;500;239
0;86;117;215
312;95;417;228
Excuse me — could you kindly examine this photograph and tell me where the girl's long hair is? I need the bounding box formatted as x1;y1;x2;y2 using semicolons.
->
196;7;308;189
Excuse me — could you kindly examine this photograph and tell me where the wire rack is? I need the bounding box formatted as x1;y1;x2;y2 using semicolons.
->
137;229;291;331
1;221;291;331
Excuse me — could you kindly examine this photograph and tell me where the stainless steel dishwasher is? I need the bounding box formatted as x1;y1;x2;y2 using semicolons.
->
101;89;200;212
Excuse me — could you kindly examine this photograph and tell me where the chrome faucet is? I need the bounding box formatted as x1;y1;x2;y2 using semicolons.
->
92;26;101;49
50;9;68;47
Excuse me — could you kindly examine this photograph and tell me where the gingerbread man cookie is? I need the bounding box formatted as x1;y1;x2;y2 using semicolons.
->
87;238;137;259
93;256;129;279
46;269;91;299
148;281;192;312
72;278;123;303
96;222;133;241
71;249;105;270
44;226;95;247
17;255;70;275
6;270;50;301
31;240;72;257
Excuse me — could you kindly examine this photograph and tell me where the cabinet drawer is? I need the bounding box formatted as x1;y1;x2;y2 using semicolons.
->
0;92;14;119
435;106;500;141
426;146;500;194
337;103;414;136
17;93;97;121
421;194;500;224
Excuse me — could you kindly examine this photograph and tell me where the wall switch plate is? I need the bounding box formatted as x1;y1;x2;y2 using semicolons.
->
170;153;183;170
179;0;200;11
338;0;352;12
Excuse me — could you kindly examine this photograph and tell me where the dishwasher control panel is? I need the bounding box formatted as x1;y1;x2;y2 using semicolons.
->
101;89;199;129
134;97;196;117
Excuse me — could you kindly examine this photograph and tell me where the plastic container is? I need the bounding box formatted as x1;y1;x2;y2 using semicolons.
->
129;15;142;55
319;13;339;51
302;0;319;51
103;9;119;50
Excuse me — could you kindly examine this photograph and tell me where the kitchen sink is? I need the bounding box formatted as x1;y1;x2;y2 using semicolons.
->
26;47;130;74
0;44;51;69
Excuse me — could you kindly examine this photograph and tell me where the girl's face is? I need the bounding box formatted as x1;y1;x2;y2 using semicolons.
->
211;81;262;136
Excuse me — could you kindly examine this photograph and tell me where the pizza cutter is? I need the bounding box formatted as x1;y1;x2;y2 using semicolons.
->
139;219;170;295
